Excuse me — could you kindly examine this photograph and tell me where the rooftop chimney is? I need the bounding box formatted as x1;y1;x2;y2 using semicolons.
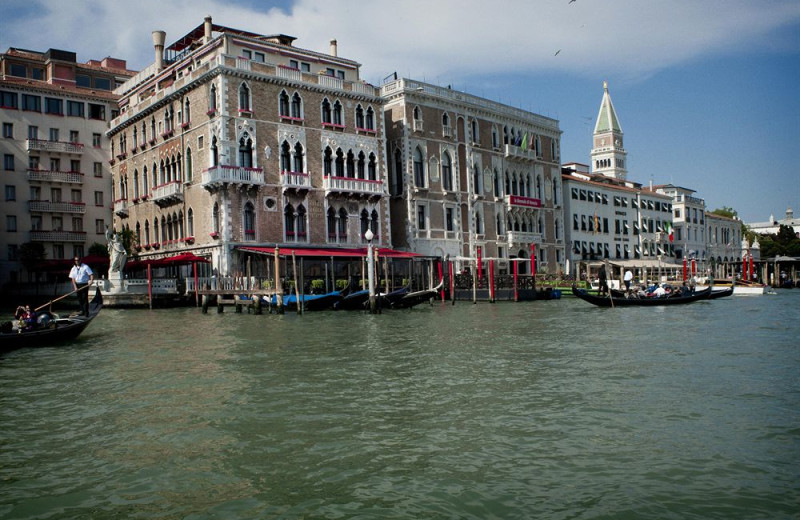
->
330;39;338;57
204;16;213;44
152;30;166;71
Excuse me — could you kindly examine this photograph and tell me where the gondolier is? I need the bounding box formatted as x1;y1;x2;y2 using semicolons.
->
69;257;94;316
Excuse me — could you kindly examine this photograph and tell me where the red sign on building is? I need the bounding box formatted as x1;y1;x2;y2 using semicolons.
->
508;196;542;208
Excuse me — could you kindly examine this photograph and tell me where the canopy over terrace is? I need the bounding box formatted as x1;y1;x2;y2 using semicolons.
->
126;252;210;270
581;259;686;283
236;246;433;293
237;246;422;259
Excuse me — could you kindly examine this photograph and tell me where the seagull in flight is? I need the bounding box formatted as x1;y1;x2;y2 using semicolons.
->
554;50;561;56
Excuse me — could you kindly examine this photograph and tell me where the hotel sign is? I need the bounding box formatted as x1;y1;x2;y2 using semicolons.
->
507;195;542;208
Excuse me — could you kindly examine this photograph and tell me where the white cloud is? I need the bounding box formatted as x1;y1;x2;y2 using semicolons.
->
3;0;799;84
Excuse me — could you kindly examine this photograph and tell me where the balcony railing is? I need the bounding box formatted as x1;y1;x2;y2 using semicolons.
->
323;176;384;198
113;199;129;217
27;169;83;184
507;231;542;246
202;165;265;189
276;65;301;81
505;195;542;210
318;75;343;90
504;144;536;161
26;139;84;154
151;181;183;206
28;200;86;214
281;170;311;190
30;230;86;242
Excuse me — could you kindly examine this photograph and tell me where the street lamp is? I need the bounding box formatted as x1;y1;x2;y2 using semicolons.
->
365;228;376;313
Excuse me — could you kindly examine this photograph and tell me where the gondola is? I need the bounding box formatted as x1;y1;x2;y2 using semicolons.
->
391;281;444;309
333;289;370;310
572;284;712;307
708;285;734;299
262;291;344;311
0;287;103;352
377;285;410;307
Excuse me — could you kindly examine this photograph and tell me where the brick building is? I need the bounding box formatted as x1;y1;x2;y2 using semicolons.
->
381;78;565;274
108;17;388;277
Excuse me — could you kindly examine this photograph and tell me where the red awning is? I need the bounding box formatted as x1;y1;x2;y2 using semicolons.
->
162;252;211;264
237;246;422;259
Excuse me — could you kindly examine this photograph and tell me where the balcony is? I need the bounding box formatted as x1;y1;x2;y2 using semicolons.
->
28;200;86;214
202;165;265;189
113;199;129;217
323;176;384;199
30;230;86;242
281;170;311;193
318;74;343;90
151;181;183;207
507;231;542;246
505;195;542;211
276;65;301;81
26;139;85;154
27;169;83;184
504;144;536;161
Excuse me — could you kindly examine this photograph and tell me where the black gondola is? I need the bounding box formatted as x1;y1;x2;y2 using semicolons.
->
708;285;734;299
572;284;712;307
391;281;443;309
1;287;103;352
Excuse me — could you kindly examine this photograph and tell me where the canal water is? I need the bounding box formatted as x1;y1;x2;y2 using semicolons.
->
1;292;798;519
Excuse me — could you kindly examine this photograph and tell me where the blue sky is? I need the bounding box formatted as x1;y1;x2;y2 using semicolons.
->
2;0;798;224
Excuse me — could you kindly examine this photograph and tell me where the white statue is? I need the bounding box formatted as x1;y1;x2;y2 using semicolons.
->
106;227;128;274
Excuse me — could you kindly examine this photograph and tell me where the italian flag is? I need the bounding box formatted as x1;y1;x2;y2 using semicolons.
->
665;222;674;242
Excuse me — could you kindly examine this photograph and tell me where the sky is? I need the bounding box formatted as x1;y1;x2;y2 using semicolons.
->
2;0;798;224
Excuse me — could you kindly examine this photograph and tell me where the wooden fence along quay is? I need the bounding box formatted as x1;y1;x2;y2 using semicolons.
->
197;252;568;315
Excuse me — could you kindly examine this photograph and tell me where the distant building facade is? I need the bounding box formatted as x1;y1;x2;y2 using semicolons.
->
747;207;800;236
562;163;674;272
107;17;388;276
705;211;743;277
381;78;564;274
650;184;706;261
0;47;134;284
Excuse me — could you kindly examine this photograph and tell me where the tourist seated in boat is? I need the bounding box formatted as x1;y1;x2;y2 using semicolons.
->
19;305;37;330
651;285;667;298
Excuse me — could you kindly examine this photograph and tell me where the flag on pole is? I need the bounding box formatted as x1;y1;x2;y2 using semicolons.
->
665;222;674;242
520;132;528;150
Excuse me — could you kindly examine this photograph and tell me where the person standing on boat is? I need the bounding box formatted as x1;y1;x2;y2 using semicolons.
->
598;267;608;295
69;257;94;317
624;269;633;291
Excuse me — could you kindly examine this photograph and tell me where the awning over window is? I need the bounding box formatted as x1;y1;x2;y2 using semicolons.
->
237;246;423;259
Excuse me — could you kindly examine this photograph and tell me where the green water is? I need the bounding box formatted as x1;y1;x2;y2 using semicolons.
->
1;293;799;519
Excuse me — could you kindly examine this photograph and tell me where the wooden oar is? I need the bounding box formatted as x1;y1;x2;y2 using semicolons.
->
604;259;615;309
34;284;91;312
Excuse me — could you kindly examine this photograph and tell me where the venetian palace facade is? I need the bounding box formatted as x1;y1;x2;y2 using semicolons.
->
108;17;387;276
381;79;564;274
0;47;133;284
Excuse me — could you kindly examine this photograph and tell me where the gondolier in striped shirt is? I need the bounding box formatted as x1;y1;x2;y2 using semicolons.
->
69;257;94;317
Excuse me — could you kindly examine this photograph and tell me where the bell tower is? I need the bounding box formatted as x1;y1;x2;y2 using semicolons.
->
591;81;627;180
